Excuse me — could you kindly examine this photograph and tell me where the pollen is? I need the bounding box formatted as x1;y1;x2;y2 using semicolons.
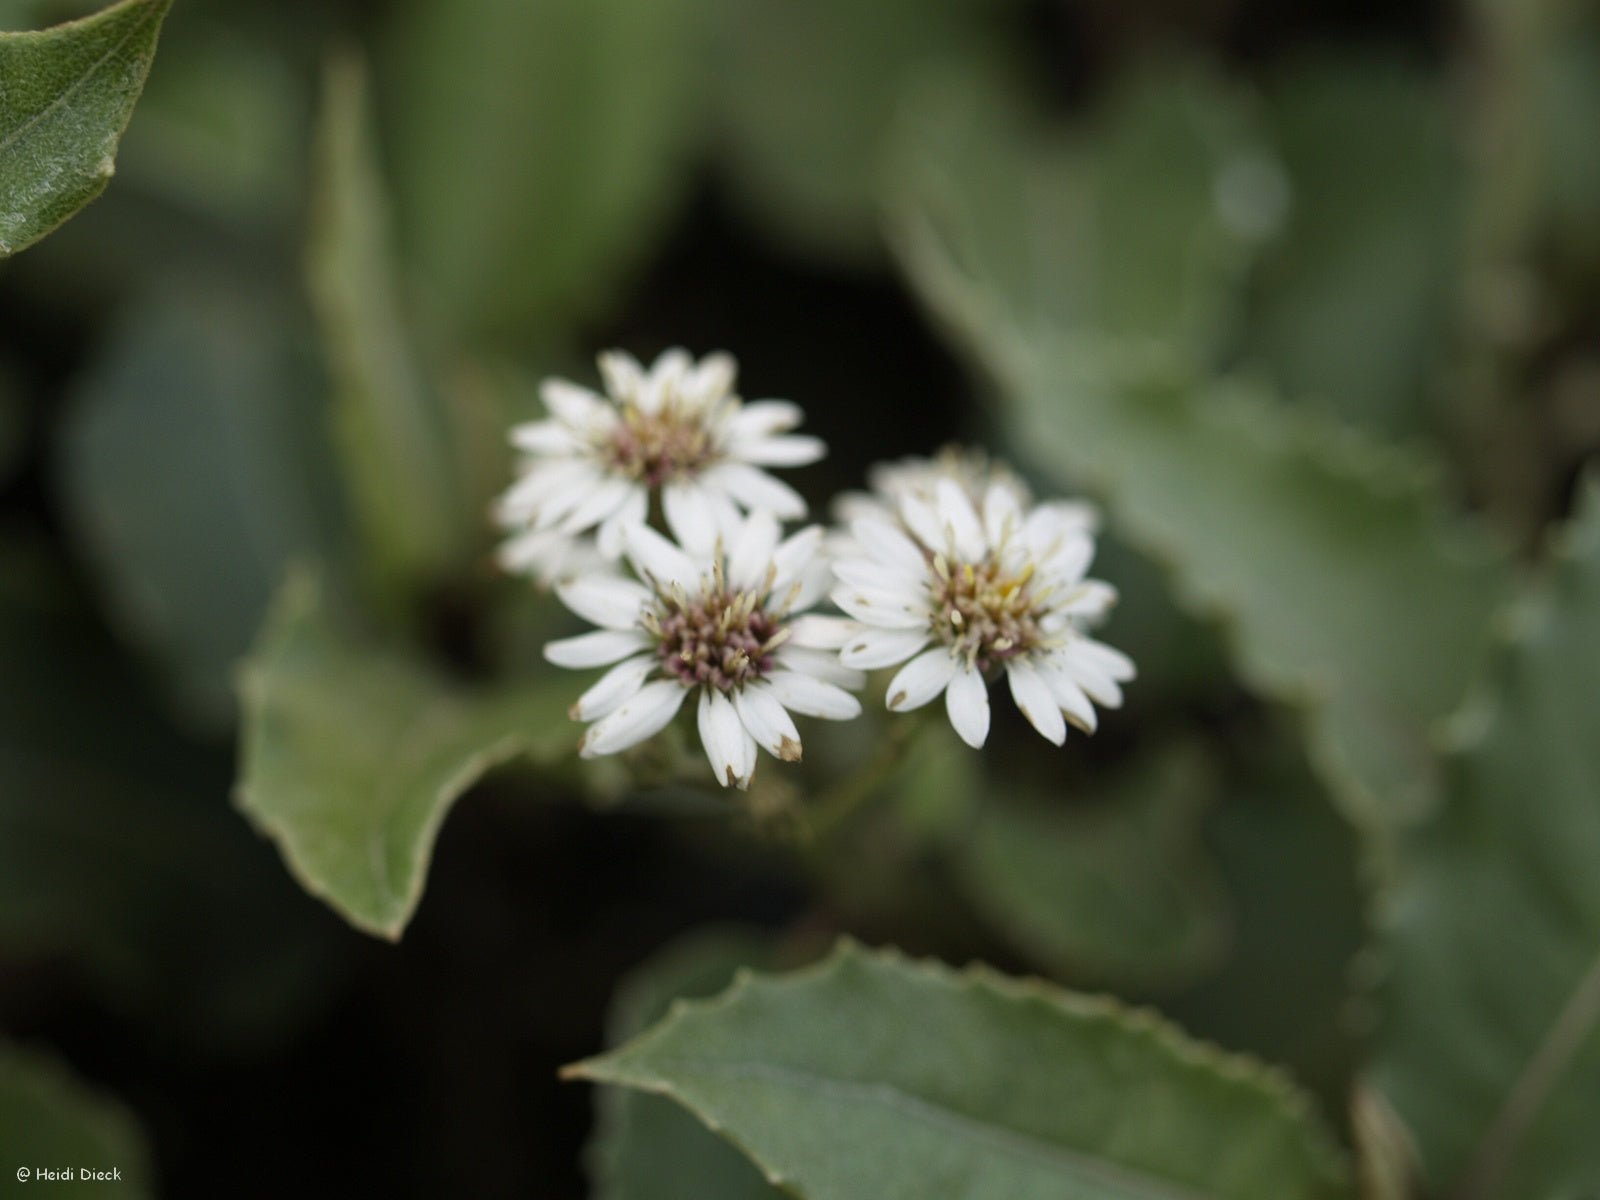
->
605;397;719;487
643;572;787;693
931;553;1049;672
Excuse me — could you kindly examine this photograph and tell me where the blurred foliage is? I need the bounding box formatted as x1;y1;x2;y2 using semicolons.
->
0;1044;154;1197
1;0;1597;1195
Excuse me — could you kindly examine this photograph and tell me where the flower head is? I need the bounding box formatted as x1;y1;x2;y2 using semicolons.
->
496;349;825;582
544;512;862;788
832;474;1133;749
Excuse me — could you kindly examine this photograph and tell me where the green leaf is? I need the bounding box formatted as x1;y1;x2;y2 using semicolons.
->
1247;55;1463;439
308;51;468;595
1373;478;1600;1200
952;743;1230;991
58;280;349;725
891;86;1508;828
0;0;171;257
712;0;1012;262
382;0;705;343
588;928;782;1200
236;572;576;939
570;940;1356;1200
0;1043;155;1197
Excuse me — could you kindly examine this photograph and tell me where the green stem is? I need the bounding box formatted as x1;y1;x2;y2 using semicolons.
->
803;715;923;842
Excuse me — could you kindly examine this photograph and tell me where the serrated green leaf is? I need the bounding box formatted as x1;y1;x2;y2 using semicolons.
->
58;280;349;725
890;86;1508;828
0;0;171;257
383;0;704;344
0;547;344;1051
953;743;1230;992
570;940;1355;1200
589;928;782;1200
236;573;576;940
308;52;467;596
0;1043;154;1197
1373;478;1600;1200
1247;55;1463;438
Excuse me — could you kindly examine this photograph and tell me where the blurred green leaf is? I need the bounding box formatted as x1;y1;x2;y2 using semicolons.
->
588;928;781;1200
236;572;575;940
309;52;468;597
0;0;171;257
0;1043;154;1197
891;84;1509;829
891;61;1262;362
712;0;1012;262
952;743;1230;991
58;280;349;725
0;548;345;1051
1534;28;1600;281
383;0;706;344
570;940;1355;1200
1247;56;1463;439
1374;478;1600;1200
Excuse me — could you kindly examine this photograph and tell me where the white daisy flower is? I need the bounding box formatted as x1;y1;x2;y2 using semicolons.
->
496;348;826;582
543;512;862;789
832;476;1133;750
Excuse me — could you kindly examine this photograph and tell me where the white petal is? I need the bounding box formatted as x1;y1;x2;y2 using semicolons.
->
945;666;991;749
555;576;652;630
1058;646;1124;708
1037;532;1094;585
723;399;802;440
849;518;926;573
683;352;737;406
532;462;607;529
1006;661;1066;746
598;351;645;401
734;434;826;467
770;526;824;594
765;670;861;720
579;680;688;757
776;645;866;690
698;689;754;788
703;462;807;519
663;481;720;556
734;682;803;761
936;479;987;562
544;628;651;669
541;379;613;430
841;627;930;670
1037;654;1100;732
1057;580;1118;621
832;558;923;595
558;475;635;535
496;527;563;574
983;482;1023;550
885;648;961;712
832;586;928;630
787;614;858;649
597;486;648;558
496;459;592;524
624;523;700;592
726;509;782;592
898;492;947;553
571;654;657;721
1073;637;1137;682
510;419;581;455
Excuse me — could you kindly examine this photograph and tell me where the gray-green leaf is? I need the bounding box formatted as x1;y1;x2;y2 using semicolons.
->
308;51;468;596
236;572;575;939
383;0;705;344
58;280;348;725
570;940;1355;1200
0;0;171;257
1373;477;1600;1200
952;743;1230;991
0;1043;155;1197
588;928;782;1200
